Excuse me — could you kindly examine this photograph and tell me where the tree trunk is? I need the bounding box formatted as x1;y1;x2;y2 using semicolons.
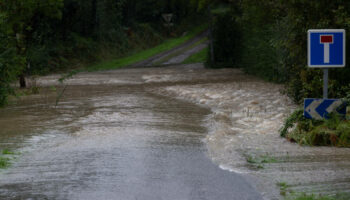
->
19;74;26;88
16;32;27;89
92;0;97;36
208;5;215;63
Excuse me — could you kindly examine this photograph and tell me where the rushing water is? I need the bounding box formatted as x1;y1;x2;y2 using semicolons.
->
146;65;350;199
1;64;350;200
0;65;262;200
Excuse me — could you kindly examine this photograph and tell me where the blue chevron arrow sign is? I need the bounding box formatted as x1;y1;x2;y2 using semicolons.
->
304;98;347;120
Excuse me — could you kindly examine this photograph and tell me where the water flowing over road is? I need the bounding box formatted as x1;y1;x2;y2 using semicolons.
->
2;63;350;200
0;65;262;200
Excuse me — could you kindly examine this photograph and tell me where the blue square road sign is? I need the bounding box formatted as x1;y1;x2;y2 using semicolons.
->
308;29;346;68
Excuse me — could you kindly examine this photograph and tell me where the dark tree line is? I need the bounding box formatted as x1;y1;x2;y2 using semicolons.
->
208;0;350;103
0;0;200;106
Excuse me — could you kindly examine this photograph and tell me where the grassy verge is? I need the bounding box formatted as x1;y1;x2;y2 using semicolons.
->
291;196;335;200
288;194;350;200
278;182;350;199
182;46;208;64
86;24;208;71
280;108;350;147
153;37;208;65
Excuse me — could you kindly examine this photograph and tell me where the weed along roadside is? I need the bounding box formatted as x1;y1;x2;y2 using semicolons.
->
280;108;350;147
0;149;19;169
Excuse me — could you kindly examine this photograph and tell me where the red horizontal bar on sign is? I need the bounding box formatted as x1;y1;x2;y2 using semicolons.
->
320;35;333;43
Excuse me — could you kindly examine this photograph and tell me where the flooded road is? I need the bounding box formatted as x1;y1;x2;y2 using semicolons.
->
0;65;262;200
2;63;350;200
149;65;350;199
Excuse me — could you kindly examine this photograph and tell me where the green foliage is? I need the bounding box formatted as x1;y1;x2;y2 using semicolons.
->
289;193;350;200
0;0;63;106
183;47;208;64
280;109;350;147
2;149;16;155
291;195;333;200
190;0;228;11
0;156;10;169
154;36;208;65
190;0;211;11
0;0;205;107
246;154;278;164
87;24;207;71
0;149;19;169
277;1;350;103
280;109;305;137
277;182;292;196
0;32;25;106
208;1;350;103
244;153;279;170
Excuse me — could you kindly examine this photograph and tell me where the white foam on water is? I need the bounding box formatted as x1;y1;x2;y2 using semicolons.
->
149;76;350;199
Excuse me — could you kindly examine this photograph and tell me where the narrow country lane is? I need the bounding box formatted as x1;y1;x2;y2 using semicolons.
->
3;2;350;200
2;43;350;200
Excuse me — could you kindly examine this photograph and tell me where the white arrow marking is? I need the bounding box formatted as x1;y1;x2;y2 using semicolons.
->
305;100;322;119
324;43;330;63
326;101;343;114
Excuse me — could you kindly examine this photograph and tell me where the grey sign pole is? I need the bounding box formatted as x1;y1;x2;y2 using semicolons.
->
306;29;346;119
308;29;346;100
323;68;328;99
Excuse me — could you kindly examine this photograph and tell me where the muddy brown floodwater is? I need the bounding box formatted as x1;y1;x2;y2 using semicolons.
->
0;64;262;200
1;63;350;200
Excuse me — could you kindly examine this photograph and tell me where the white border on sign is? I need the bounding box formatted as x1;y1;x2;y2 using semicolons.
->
307;29;346;68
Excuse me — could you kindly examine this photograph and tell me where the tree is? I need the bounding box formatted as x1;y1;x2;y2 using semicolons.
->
0;20;24;106
0;0;63;88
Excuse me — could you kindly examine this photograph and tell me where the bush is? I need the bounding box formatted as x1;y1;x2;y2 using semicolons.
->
209;1;350;103
280;109;350;147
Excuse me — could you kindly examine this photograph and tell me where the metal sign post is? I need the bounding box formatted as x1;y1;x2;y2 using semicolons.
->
306;29;346;119
323;68;328;99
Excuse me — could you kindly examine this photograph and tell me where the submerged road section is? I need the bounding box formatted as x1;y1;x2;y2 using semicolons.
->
0;65;262;200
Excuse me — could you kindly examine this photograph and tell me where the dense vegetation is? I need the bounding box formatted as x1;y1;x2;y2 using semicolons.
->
207;0;350;104
0;0;205;107
2;0;350;109
280;109;350;147
198;0;350;147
